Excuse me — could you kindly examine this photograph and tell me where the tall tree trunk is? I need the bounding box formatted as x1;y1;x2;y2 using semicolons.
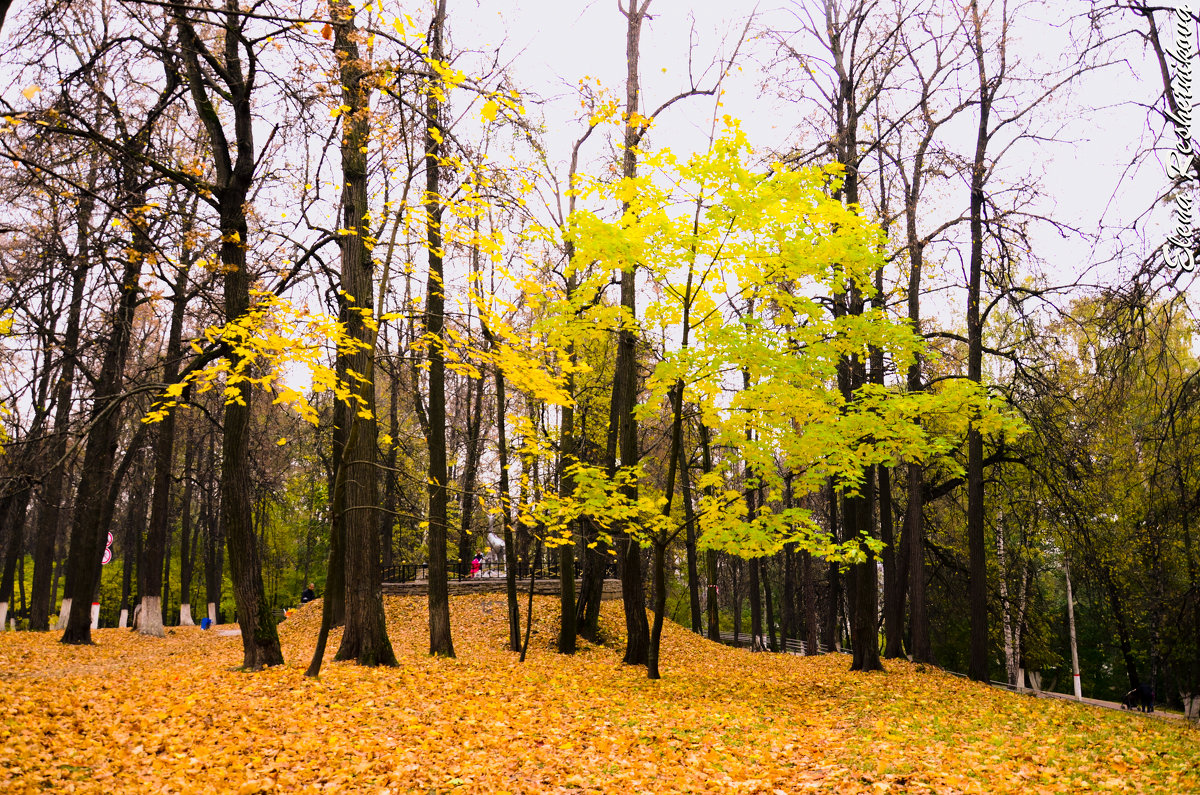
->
681;451;702;634
118;492;137;628
848;466;882;672
174;0;283;668
743;369;762;647
1102;572;1141;691
380;358;399;570
997;515;1016;686
649;374;688;678
749;556;763;647
325;391;348;628
802;548;820;655
178;429;196;626
823;480;841;652
0;484;32;627
701;423;720;642
218;213;282;667
203;424;223;625
965;0;992;685
423;0;454;658
329;0;395;668
140;256;191;637
557;381;577;655
31;186;93;631
763;557;777;652
783;544;797;650
494;348;520;651
458;376;485;566
306;446;349;678
901;49;935;663
731;557;742;644
907;461;931;662
879;464;903;658
604;0;654;668
782;474;797;650
60;158;147;644
648;540;667;677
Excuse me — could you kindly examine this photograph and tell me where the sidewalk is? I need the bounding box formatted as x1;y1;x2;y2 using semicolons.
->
1032;688;1191;722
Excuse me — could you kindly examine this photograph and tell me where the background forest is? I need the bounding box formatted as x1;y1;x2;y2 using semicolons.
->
0;0;1198;711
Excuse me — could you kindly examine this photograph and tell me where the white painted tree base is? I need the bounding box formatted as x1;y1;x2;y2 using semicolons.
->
138;596;164;637
0;601;8;629
207;602;217;625
55;598;71;630
179;603;194;626
118;608;128;629
90;602;99;629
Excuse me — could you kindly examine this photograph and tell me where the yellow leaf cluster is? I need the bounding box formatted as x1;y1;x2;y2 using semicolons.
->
143;291;370;426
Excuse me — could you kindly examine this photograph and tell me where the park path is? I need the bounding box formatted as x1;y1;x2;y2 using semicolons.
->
715;630;1195;724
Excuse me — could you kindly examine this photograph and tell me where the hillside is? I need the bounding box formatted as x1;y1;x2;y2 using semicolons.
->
1;595;1196;793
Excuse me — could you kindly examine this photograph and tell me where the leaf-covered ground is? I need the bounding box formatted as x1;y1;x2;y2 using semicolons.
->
1;596;1196;793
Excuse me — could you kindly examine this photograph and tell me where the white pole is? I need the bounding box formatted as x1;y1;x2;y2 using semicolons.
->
1066;559;1082;700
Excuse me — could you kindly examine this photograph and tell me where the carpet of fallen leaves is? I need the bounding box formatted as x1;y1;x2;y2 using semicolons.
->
1;596;1197;794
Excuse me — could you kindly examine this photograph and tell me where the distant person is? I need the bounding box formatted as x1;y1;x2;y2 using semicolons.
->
1137;682;1155;713
300;583;316;604
1122;683;1155;713
469;553;483;578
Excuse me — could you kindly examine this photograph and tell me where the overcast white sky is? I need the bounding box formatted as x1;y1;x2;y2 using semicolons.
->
449;0;1185;295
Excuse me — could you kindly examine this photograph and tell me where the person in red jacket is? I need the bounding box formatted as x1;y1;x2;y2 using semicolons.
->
469;553;483;578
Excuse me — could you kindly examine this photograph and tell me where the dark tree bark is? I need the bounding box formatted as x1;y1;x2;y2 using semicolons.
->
60;160;149;644
823;480;841;652
965;0;991;684
701;423;720;641
680;450;702;634
763;557;777;653
802;548;820;655
491;335;521;651
783;543;797;649
557;385;577;654
423;0;454;658
331;0;396;668
324;391;347;629
0;483;33;624
140;255;192;637
178;428;197;625
749;555;763;647
879;462;903;659
603;0;653;669
380;358;399;570
30;183;94;631
457;375;485;569
782;474;797;650
173;0;282;668
706;547;720;641
118;491;138;627
556;131;598;652
847;467;882;672
203;423;224;625
742;369;763;648
648;375;688;677
731;556;742;644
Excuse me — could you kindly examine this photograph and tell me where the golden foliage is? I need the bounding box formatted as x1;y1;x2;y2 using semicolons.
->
1;597;1196;793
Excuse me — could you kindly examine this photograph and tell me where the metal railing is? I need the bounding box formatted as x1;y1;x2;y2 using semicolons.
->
380;557;617;584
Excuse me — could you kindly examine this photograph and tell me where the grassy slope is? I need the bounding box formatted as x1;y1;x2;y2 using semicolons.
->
0;595;1195;793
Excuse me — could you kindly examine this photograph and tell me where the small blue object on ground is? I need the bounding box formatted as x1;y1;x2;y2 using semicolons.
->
200;618;212;630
